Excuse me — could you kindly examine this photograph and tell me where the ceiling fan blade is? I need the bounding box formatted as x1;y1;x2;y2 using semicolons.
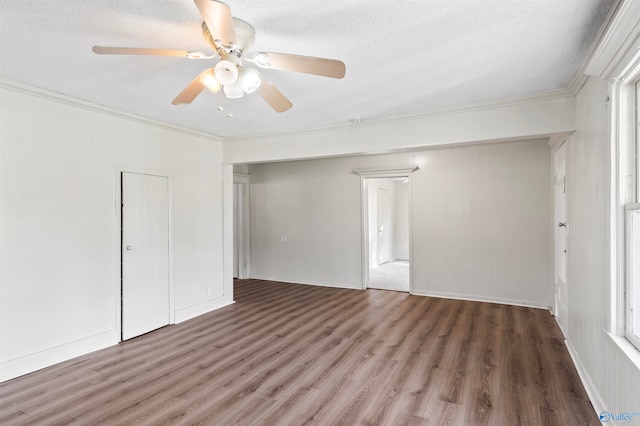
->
251;52;346;79
194;0;236;48
171;70;217;105
257;75;292;113
92;46;206;58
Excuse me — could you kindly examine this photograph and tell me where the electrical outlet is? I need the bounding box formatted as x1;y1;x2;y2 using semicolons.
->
207;286;213;297
280;236;287;241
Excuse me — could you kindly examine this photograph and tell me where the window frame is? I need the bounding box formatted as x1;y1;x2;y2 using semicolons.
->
624;80;640;349
617;64;640;351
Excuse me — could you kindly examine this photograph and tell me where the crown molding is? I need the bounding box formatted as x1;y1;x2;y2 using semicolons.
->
568;72;590;96
567;0;624;94
1;78;575;145
0;78;223;142
583;0;640;80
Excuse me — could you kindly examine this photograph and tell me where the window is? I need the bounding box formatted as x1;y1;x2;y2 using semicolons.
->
626;80;640;349
620;75;640;350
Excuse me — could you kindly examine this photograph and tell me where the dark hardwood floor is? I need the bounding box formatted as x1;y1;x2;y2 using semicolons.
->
0;279;597;425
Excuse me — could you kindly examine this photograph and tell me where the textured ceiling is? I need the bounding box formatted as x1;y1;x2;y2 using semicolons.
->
0;0;615;138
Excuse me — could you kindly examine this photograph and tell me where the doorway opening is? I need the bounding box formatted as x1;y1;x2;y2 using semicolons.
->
233;173;251;279
362;176;412;292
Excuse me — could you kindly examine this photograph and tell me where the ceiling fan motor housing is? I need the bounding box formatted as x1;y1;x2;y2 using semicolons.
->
201;18;255;54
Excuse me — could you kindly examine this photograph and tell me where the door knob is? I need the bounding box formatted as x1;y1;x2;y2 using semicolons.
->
126;245;133;250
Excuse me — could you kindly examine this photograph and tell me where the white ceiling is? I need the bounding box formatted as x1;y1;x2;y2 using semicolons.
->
0;0;615;138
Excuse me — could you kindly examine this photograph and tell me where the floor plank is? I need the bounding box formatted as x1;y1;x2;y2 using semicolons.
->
0;279;599;425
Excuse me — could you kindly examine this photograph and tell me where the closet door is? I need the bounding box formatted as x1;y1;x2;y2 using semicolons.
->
121;172;170;340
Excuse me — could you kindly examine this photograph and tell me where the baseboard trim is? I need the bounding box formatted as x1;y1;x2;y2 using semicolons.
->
0;329;117;383
410;289;551;311
249;275;362;291
174;297;235;324
563;336;605;419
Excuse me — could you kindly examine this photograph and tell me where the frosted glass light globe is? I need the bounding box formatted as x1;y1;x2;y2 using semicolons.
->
223;82;245;99
238;68;261;94
215;60;238;85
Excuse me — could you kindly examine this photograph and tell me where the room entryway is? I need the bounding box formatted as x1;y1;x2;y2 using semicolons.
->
369;260;410;291
120;171;171;340
233;173;251;279
363;176;411;292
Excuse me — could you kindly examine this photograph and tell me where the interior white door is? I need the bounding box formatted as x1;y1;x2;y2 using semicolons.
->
122;172;170;340
378;187;392;265
554;143;569;337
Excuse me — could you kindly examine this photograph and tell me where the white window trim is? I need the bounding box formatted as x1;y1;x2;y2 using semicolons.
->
611;54;640;352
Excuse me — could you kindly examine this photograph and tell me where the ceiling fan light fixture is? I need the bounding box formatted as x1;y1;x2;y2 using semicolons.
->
223;82;245;99
199;68;221;93
215;59;238;85
238;68;261;94
93;0;346;113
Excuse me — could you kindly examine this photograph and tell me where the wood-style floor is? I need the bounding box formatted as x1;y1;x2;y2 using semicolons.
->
1;279;597;425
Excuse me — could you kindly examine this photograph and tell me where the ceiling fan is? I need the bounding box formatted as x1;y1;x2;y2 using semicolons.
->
92;0;346;113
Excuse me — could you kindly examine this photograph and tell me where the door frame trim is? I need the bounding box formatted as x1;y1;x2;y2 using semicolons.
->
115;166;175;341
357;168;417;292
233;173;251;279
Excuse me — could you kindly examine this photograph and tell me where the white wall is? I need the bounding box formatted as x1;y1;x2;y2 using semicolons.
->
558;0;640;413
0;83;232;381
392;181;410;261
248;158;363;288
248;139;553;307
564;75;640;414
